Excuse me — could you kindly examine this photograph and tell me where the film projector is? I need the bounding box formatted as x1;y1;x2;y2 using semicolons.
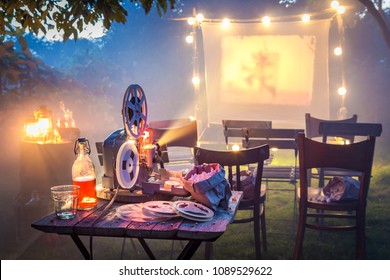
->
97;84;190;202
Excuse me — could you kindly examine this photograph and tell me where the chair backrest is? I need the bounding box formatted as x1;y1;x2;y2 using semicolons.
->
319;122;382;142
243;128;304;156
194;145;270;204
298;131;378;204
222;119;272;147
305;113;358;142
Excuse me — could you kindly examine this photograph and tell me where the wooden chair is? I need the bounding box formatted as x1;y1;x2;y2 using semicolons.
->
305;113;358;142
293;123;382;259
194;144;270;259
243;128;304;188
222;119;272;149
305;113;358;187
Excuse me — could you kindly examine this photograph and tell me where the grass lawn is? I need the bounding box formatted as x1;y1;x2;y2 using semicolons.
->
9;161;390;260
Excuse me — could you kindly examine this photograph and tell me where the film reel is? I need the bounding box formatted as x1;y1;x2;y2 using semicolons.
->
115;141;140;189
122;84;148;139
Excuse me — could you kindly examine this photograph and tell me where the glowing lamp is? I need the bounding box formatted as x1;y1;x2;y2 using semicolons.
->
262;16;271;25
222;18;231;28
301;14;310;22
22;105;60;144
337;5;346;14
271;147;278;152
187;17;195;25
331;1;340;9
196;13;204;23
192;76;200;86
232;144;240;151
188;115;196;122
334;47;342;56
338;87;347;96
185;34;193;44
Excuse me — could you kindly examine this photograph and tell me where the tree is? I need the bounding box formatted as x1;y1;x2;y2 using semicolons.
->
0;0;177;99
358;0;390;52
0;0;176;41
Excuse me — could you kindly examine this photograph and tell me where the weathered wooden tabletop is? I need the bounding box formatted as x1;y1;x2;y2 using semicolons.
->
31;190;243;259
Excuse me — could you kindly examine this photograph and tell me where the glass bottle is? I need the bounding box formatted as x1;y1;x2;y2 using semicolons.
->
72;137;97;210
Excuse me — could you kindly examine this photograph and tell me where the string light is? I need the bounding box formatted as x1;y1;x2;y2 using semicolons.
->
232;144;240;151
188;115;196;122
187;17;195;25
222;18;231;29
301;14;310;22
196;13;204;23
337;5;346;14
185;34;193;44
261;16;271;25
334;47;342;55
331;1;340;9
184;6;344;27
192;76;200;86
183;8;347;104
338;87;347;96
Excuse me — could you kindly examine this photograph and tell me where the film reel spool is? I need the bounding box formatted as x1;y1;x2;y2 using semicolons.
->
122;84;148;139
115;141;140;190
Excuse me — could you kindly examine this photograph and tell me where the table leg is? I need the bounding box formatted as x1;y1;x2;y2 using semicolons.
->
70;233;90;260
177;240;202;260
137;238;156;259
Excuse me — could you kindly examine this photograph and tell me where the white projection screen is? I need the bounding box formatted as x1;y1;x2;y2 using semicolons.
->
201;19;331;128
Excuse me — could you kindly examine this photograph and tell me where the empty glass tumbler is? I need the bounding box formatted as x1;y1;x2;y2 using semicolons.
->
50;185;80;219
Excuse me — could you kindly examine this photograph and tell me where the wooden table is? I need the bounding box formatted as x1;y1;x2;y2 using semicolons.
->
31;191;242;260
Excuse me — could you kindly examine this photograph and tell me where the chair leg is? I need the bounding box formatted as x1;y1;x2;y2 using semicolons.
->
293;206;306;259
254;211;262;259
356;211;366;259
260;204;267;252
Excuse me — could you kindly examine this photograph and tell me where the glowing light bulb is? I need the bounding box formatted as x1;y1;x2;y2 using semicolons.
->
338;87;347;96
222;18;230;29
196;13;204;23
331;1;339;9
337;5;346;14
301;14;310;22
262;16;271;25
187;17;195;25
232;144;240;151
334;47;342;56
192;76;200;86
185;34;193;44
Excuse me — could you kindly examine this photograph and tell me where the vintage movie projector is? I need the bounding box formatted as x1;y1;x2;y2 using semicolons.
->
98;84;192;202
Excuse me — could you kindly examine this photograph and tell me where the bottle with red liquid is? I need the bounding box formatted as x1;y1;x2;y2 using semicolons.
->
72;137;97;210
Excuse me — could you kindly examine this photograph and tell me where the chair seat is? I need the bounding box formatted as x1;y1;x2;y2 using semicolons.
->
297;187;358;211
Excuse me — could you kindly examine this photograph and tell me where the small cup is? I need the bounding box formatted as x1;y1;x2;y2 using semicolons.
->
50;185;80;219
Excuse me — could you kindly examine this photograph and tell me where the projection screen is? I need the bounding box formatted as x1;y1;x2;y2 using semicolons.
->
200;19;331;128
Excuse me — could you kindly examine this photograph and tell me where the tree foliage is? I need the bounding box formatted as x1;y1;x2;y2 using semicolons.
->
0;0;176;41
0;0;177;102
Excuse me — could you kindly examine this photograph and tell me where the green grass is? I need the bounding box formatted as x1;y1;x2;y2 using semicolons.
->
7;161;390;260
